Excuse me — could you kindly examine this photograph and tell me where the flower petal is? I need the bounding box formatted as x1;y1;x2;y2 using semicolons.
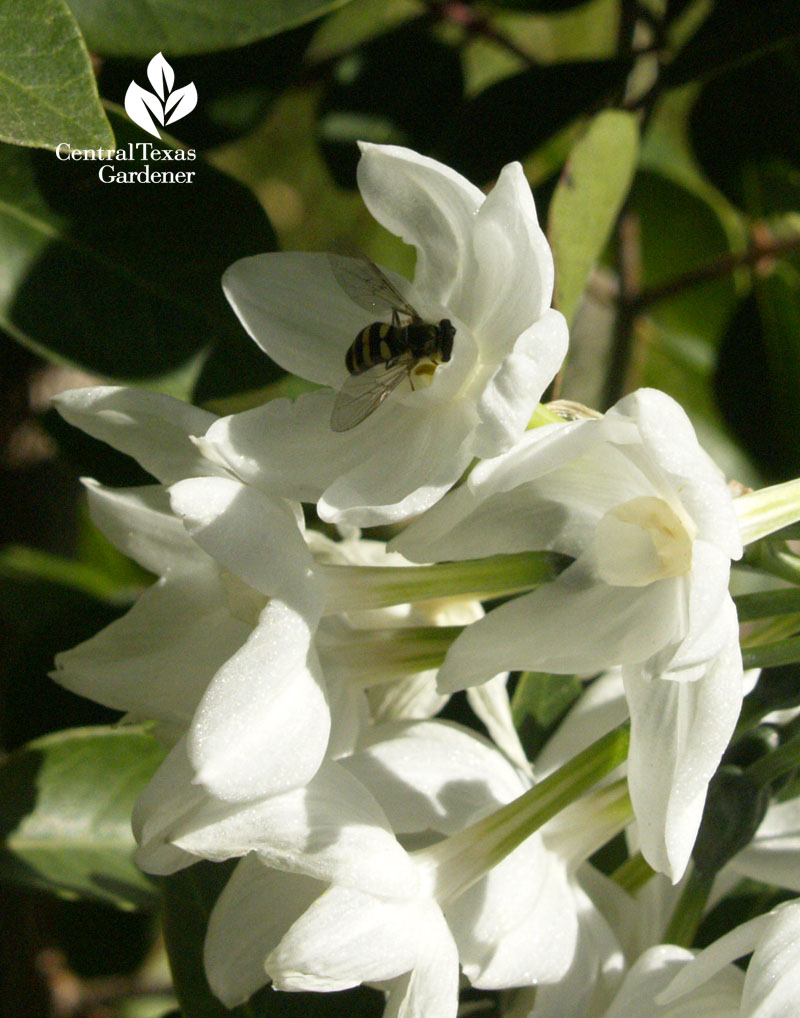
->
163;761;418;897
205;855;324;1008
471;309;569;458
467;161;555;348
356;143;484;314
52;566;249;724
343;720;525;835
623;611;744;881
222;252;373;387
437;562;685;691
52;386;220;484
267;884;447;991
187;597;330;802
732;797;800;892
82;480;200;575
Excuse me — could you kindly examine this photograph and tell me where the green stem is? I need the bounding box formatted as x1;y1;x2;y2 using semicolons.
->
740;541;800;586
736;478;800;545
424;723;631;902
321;625;463;681
746;730;800;788
742;636;800;670
321;551;569;612
735;588;800;622
663;865;713;947
612;850;655;895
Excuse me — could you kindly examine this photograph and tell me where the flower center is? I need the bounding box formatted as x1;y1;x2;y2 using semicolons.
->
594;495;697;587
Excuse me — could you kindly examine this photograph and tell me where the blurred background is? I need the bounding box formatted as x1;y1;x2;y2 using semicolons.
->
1;0;798;1013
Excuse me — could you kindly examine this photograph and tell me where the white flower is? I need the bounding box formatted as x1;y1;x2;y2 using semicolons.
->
395;389;745;879
216;142;568;526
202;720;592;1016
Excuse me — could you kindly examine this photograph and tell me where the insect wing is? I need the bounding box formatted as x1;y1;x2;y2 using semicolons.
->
328;254;418;321
330;357;413;432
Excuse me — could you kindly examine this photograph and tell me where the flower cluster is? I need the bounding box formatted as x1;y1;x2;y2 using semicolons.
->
53;144;800;1016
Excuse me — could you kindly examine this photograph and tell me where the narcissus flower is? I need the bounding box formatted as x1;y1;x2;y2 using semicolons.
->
217;142;568;526
395;389;745;879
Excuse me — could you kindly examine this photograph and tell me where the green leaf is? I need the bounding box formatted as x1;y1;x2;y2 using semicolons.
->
0;725;166;909
0;0;114;151
65;0;355;57
548;109;639;326
511;671;583;759
442;58;633;184
0;106;277;391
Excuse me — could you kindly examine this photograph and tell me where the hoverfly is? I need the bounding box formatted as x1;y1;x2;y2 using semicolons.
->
328;254;456;432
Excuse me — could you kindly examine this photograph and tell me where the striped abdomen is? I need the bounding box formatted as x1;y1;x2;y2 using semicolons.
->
345;323;410;375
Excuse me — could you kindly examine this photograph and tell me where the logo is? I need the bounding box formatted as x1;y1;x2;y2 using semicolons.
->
124;53;197;139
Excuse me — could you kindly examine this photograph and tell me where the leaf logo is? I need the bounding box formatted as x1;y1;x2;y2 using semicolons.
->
124;53;197;139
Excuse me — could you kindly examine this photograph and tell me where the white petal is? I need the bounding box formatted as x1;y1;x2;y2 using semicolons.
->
605;945;743;1018
356;143;484;314
343;720;525;835
665;549;735;674
467;162;554;347
205;855;324;1008
466;675;533;778
382;907;460;1018
165;761;418;897
168;476;316;604
741;901;800;1018
52;566;249;724
623;618;744;881
200;390;364;503
267;884;445;990
470;310;569;458
612;389;742;559
187;598;330;802
318;399;475;526
449;837;578;988
53;386;220;484
223;252;371;387
437;563;685;691
83;480;201;576
366;671;448;723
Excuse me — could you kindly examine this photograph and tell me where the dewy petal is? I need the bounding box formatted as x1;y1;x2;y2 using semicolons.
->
623;609;744;881
168;476;317;604
437;561;685;691
467;161;554;349
604;944;743;1018
740;901;800;1018
470;309;569;459
267;884;447;992
466;674;532;778
449;835;577;988
82;481;201;576
319;398;476;525
162;761;418;898
187;596;330;803
356;143;484;313
52;386;221;484
222;252;373;387
204;855;324;1008
382;907;460;1018
52;565;249;725
342;721;525;836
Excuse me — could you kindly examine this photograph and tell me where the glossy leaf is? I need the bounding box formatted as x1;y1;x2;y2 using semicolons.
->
443;58;632;184
0;725;165;909
549;109;639;325
65;0;355;57
0;0;114;150
0;107;277;390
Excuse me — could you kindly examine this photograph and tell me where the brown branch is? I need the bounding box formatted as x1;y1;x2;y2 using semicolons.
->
600;208;643;409
634;231;800;310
